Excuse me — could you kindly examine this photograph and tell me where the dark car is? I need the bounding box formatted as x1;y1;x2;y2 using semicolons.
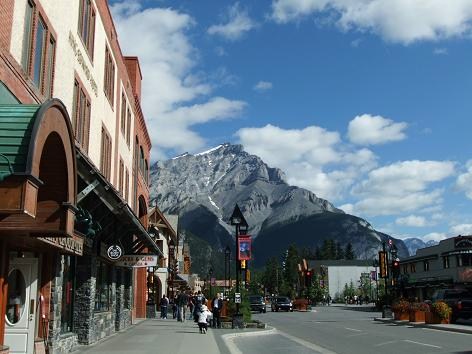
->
431;288;472;323
271;296;293;312
249;295;266;313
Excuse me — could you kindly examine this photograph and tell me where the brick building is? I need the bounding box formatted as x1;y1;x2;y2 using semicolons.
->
0;1;162;353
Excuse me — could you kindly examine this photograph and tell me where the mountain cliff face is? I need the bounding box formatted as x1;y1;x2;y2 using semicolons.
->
403;238;438;256
150;143;408;267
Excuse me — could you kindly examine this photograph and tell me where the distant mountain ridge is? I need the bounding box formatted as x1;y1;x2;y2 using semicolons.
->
403;238;438;256
150;143;408;267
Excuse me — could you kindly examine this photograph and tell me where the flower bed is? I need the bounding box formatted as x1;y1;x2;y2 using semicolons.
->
408;302;429;323
392;299;410;320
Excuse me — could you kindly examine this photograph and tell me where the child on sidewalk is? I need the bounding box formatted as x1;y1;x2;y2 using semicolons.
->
198;305;212;334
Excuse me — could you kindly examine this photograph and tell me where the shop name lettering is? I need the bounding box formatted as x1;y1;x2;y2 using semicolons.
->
68;31;98;96
121;256;156;262
39;236;83;255
455;237;472;248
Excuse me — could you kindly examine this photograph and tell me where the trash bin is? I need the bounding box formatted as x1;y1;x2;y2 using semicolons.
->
382;305;392;319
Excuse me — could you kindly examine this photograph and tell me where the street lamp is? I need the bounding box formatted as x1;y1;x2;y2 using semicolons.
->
372;259;379;301
208;266;213;299
168;239;175;298
224;246;231;298
230;204;248;327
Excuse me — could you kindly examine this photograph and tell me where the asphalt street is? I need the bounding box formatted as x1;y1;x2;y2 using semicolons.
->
242;306;472;354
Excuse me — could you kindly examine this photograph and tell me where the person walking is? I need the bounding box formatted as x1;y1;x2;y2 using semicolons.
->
160;294;169;319
211;293;223;328
193;290;206;323
197;305;212;334
176;290;188;322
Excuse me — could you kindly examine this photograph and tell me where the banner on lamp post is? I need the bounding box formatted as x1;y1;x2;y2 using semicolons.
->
238;235;252;261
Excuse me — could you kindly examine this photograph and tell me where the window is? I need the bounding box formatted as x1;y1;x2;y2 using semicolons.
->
126;108;131;146
410;263;416;273
21;2;56;96
100;126;112;180
145;160;149;185
61;255;75;332
124;269;132;309
124;168;129;202
423;260;430;271
78;0;95;57
457;254;472;267
120;93;126;135
402;265;408;274
95;260;110;312
443;256;450;269
72;79;91;152
140;147;145;177
118;158;124;195
104;46;115;105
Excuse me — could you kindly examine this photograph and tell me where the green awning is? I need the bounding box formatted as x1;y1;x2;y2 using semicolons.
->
0;104;40;181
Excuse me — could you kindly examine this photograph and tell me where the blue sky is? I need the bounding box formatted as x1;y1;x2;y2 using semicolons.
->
111;0;472;242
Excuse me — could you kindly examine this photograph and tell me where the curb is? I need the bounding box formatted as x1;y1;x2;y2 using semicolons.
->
374;317;472;334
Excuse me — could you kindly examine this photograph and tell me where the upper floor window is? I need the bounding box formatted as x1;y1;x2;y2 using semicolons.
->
124;168;129;202
443;256;450;269
118;158;124;196
410;263;416;273
72;79;91;153
22;1;56;97
104;46;115;106
402;265;408;274
126;108;131;146
100;126;112;180
423;260;430;271
78;0;95;58
120;93;126;135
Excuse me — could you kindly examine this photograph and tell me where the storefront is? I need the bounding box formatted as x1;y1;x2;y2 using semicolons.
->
0;100;77;354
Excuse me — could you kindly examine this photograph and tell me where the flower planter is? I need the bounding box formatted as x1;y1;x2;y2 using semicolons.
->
394;311;409;321
409;310;426;323
425;311;449;324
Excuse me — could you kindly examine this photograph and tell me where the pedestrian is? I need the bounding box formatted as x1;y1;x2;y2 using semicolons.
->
211;293;223;328
188;294;194;320
160;294;169;319
176;290;188;322
327;295;331;306
197;304;212;334
193;290;206;322
171;294;177;319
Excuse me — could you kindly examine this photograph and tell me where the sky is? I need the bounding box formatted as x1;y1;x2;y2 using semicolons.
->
110;0;472;243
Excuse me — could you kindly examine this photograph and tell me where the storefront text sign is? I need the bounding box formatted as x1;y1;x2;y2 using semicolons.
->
455;236;472;248
38;235;84;255
115;255;158;267
107;245;122;260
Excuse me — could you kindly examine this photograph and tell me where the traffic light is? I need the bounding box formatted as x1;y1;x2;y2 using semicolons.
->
392;258;400;279
305;270;312;287
240;259;246;269
175;262;179;274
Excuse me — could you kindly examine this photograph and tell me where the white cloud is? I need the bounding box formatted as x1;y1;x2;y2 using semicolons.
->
347;114;408;145
350;160;455;216
215;46;228;56
395;215;427;227
236;124;377;200
339;203;354;214
270;0;472;44
111;2;246;159
253;81;273;92
423;232;447;242
434;48;448;55
450;223;472;236
208;3;257;40
456;160;472;199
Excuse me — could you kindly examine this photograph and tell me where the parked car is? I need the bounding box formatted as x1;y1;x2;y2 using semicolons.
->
249;295;266;313
431;288;472;323
271;296;293;312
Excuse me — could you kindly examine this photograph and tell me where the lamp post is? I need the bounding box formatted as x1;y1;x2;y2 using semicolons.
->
224;246;231;299
168;239;175;298
230;204;248;324
372;259;379;301
209;266;213;299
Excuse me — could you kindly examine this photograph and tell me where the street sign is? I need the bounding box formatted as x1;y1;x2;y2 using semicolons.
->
107;245;122;260
235;293;241;304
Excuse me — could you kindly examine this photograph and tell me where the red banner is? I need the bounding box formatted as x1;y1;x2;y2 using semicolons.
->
238;235;252;260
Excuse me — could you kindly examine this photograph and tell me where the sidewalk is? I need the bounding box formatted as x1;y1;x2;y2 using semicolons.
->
374;317;472;334
73;318;222;354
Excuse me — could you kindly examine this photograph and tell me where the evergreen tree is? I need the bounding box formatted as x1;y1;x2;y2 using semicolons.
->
314;245;322;260
335;242;344;260
282;244;300;298
345;243;355;260
262;257;280;295
321;239;336;259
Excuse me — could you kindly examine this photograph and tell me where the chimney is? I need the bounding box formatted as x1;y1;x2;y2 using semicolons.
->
124;56;142;102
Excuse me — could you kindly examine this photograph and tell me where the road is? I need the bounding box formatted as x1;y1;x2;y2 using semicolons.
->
226;306;472;354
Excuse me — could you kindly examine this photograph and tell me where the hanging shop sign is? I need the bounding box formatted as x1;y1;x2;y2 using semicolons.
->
455;236;472;248
238;235;252;261
115;255;159;267
38;234;84;255
107;245;123;260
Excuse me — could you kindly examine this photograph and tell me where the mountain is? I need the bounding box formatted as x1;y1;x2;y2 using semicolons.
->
403;238;438;256
150;143;409;267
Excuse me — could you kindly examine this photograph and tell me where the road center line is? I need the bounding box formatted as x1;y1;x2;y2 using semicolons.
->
344;327;362;332
374;340;398;347
403;340;442;349
276;330;338;354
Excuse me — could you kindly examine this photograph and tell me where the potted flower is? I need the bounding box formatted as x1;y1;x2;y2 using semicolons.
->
426;301;452;324
392;299;410;320
408;302;430;322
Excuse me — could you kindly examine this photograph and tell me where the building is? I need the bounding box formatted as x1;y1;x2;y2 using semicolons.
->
400;235;472;301
307;260;376;300
0;1;161;353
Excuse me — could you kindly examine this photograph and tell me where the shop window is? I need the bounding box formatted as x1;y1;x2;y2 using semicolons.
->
95;260;111;312
78;0;95;58
72;79;91;153
124;269;132;309
443;256;450;269
100;126;112;180
104;46;115;106
21;1;56;96
61;255;75;333
6;269;26;324
423;260;430;271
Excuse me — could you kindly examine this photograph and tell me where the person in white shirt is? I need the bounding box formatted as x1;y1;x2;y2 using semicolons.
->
198;305;212;334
